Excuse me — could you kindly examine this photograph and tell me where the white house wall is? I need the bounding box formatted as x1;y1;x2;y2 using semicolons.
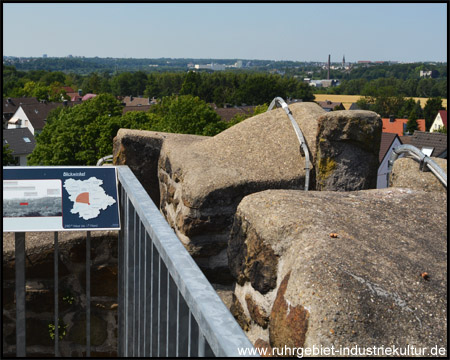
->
7;107;35;134
377;138;402;189
430;113;444;132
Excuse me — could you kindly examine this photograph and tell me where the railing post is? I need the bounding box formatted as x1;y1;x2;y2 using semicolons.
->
86;231;91;357
54;232;59;357
15;232;26;357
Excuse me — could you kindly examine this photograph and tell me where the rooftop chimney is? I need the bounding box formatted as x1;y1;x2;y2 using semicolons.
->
389;115;395;122
78;89;82;96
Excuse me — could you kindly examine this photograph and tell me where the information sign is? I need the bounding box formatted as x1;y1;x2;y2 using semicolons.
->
3;166;121;232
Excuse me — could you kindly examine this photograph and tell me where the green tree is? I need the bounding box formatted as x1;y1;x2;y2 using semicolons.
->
435;126;447;134
149;95;226;136
180;71;201;97
28;94;124;165
3;144;18;165
405;109;418;135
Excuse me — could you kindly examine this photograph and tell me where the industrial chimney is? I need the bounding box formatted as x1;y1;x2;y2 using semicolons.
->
327;54;331;80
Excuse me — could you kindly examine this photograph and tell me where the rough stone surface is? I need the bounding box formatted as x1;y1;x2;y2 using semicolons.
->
315;110;382;190
390;157;447;192
269;272;309;349
228;215;279;293
158;103;325;269
67;313;107;346
113;128;206;204
80;264;118;297
254;338;273;357
229;188;447;349
245;293;269;329
230;293;251;332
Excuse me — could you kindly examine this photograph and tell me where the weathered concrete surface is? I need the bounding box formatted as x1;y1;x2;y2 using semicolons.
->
390;157;447;192
113;128;206;204
316;110;382;190
228;188;447;349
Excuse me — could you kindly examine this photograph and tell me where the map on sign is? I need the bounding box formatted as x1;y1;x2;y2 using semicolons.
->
2;167;120;232
64;177;116;220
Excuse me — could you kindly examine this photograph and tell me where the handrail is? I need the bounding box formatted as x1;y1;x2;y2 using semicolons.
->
387;144;447;188
116;166;257;357
267;97;311;191
96;154;114;166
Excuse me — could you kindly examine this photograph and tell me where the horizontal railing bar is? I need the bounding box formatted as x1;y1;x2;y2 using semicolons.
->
117;166;256;357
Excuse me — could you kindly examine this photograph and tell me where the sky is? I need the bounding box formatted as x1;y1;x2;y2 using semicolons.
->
2;3;447;62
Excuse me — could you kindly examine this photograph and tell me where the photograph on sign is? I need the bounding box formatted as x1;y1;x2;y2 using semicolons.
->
3;179;62;217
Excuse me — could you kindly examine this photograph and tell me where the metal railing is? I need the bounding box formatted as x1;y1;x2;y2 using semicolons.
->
387;144;447;188
117;166;256;357
7;166;256;357
267;97;311;191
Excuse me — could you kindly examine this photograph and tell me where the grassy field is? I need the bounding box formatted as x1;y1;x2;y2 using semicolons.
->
313;94;448;110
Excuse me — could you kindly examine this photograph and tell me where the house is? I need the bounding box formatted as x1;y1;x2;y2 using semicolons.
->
208;104;256;123
401;131;447;158
3;97;39;128
430;110;447;133
381;116;426;136
67;89;83;102
81;93;97;101
349;103;362;111
122;105;152;114
7;101;78;135
122;96;151;107
3;128;36;166
377;132;402;189
317;100;345;112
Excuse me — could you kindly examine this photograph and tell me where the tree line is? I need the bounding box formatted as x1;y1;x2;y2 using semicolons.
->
3;65;315;106
26;94;267;166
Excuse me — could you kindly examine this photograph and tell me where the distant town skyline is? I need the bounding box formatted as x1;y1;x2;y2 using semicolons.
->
3;3;447;62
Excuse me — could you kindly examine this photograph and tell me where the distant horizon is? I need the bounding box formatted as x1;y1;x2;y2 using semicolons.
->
3;55;447;64
3;3;447;62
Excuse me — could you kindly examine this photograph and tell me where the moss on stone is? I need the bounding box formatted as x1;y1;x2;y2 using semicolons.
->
317;157;336;188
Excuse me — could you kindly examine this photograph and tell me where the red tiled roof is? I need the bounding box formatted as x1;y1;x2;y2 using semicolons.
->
382;118;426;136
438;110;447;127
61;86;75;93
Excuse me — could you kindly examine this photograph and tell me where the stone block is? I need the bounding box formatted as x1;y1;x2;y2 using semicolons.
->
80;264;118;297
158;102;324;270
315;110;382;190
113;128;206;205
67;313;107;346
230;188;447;349
390;157;447;192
